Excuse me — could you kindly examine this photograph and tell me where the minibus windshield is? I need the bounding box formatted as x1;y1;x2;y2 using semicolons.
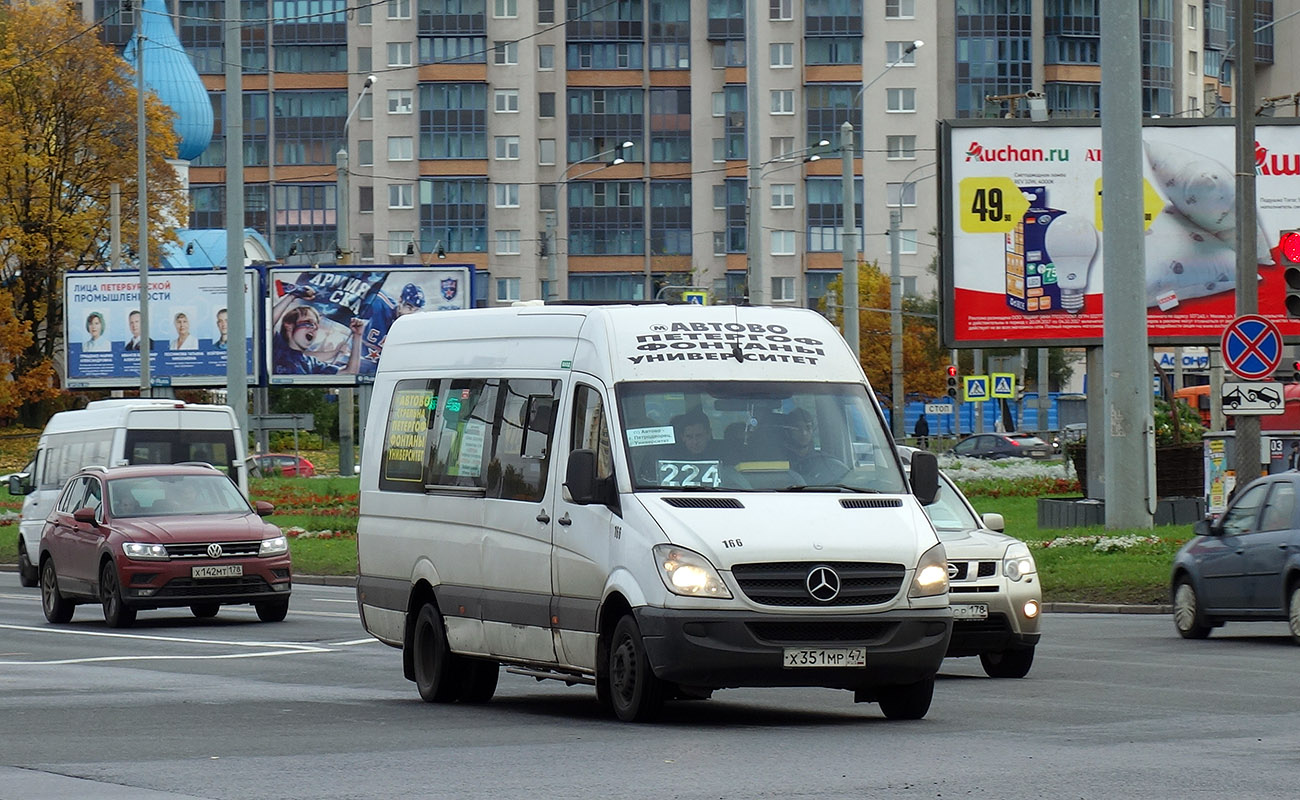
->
616;381;907;493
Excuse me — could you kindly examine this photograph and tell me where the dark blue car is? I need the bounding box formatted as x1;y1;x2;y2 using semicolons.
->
1171;472;1300;642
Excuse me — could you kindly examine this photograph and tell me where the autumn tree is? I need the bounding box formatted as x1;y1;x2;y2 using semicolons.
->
822;261;947;400
0;2;185;421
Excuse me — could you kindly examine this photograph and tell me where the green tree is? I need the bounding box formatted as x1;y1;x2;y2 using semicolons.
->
0;3;185;422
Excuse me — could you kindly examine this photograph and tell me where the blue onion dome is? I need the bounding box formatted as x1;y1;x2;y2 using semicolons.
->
123;0;214;161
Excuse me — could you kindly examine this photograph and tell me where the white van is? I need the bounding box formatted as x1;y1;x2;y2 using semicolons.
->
356;304;948;721
10;399;249;587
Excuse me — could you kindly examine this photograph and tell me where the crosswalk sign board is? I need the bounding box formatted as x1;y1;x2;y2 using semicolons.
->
991;373;1015;399
681;290;708;305
963;376;989;402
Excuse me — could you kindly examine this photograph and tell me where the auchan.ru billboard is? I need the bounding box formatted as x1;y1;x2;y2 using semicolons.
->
940;118;1300;348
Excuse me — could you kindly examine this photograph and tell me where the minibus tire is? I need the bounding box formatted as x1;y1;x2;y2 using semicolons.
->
458;660;500;704
608;614;664;722
876;676;934;720
413;603;462;703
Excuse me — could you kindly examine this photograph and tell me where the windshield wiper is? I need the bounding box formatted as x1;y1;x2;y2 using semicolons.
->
775;484;882;493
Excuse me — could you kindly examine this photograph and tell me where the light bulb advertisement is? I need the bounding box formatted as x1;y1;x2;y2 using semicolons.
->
941;120;1300;347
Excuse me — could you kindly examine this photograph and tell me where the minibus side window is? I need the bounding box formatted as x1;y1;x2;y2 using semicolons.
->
378;379;440;492
571;384;613;481
490;379;559;502
428;379;497;489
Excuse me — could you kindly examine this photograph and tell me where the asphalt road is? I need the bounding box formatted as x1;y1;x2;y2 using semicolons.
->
1;581;1297;800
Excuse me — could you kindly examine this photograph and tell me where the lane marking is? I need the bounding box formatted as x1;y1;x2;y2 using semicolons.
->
330;637;381;646
315;598;357;604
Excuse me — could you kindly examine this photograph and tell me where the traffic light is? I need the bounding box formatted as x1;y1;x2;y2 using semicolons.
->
1282;230;1300;317
1292;360;1300;384
946;365;959;399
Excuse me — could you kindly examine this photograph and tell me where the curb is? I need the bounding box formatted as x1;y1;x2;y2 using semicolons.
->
0;566;1173;614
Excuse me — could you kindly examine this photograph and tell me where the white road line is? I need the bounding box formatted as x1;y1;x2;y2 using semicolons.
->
0;592;40;601
330;637;381;646
0;622;323;650
0;649;330;666
315;598;357;604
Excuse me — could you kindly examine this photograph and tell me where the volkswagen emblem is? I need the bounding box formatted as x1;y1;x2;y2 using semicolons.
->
206;543;223;559
805;566;840;602
947;562;960;580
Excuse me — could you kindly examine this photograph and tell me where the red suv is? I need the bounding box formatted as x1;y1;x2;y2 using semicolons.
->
38;463;292;628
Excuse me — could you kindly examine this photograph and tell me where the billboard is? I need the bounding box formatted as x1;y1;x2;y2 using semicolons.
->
64;270;257;388
267;266;473;385
941;119;1300;347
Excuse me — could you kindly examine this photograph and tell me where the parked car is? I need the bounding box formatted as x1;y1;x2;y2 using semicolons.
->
38;463;292;628
899;447;1042;677
249;453;316;478
1171;471;1300;642
951;432;1052;460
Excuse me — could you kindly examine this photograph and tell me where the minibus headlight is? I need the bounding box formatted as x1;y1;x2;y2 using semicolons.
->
259;535;289;556
122;542;169;561
653;544;732;599
1003;542;1037;581
908;543;949;598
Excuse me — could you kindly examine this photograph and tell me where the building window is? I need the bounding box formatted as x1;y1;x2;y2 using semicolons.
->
387;0;410;19
421;178;489;253
771;90;794;114
712;138;725;162
771;136;794;160
359;233;374;259
357;47;372;74
771;184;794;208
420;83;487;159
494;41;519;65
771;230;795;256
496;229;521;254
539;92;556;117
713;185;726;209
493;0;517;17
539;0;555;24
496;277;521;302
769;0;792;21
389;184;414;209
770;42;793;67
898;229;918;255
886;0;914;17
539;138;556;164
495;89;519;112
538;44;554;69
495;183;520;208
886;41;919;66
886;88;916;112
358;139;374;167
1188;50;1198;74
712;91;724;116
388;230;414;256
539;184;557;210
495;135;520;160
358;93;373;120
806;37;861;65
771;276;795;301
1187;3;1196;28
388;136;414;161
387;41;412;67
886;135;916;160
713;231;726;256
359;186;374;213
886;182;917;207
388;89;413;114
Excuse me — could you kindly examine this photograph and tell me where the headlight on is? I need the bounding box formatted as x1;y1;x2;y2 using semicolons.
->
1003;542;1037;581
259;535;289;556
909;542;949;598
122;541;169;561
653;544;732;598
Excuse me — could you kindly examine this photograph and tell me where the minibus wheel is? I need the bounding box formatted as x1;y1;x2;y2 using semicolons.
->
876;676;934;720
412;602;461;703
608;614;664;722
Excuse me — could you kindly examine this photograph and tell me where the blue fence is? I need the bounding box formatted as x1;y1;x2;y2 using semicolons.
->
884;392;1067;436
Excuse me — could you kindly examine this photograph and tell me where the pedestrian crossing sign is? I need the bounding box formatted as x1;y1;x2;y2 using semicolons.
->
963;376;989;402
991;373;1015;399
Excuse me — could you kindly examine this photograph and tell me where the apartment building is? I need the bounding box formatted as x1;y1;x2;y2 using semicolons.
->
89;0;1284;309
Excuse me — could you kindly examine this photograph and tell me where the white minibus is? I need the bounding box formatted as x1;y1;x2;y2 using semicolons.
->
357;304;947;721
11;399;248;587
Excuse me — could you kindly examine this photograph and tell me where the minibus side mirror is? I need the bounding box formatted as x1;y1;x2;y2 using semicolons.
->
909;451;940;506
566;449;599;505
9;472;34;496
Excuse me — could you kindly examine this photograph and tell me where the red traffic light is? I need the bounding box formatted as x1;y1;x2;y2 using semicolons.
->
946;365;958;377
1281;230;1300;264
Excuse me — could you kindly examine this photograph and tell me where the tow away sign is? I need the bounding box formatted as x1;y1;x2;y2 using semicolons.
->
1221;381;1286;415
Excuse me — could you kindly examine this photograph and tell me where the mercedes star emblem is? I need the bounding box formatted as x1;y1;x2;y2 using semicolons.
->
806;566;841;602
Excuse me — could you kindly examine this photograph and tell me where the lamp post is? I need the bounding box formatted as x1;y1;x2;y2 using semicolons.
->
544;141;632;301
743;140;829;308
224;0;248;441
135;25;149;395
889;161;935;438
335;74;376;478
842;40;923;361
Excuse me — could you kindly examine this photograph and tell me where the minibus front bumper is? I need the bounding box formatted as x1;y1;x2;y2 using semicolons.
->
633;606;952;691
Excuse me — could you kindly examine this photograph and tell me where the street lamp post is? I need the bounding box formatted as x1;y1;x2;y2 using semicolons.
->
743;140;829;309
335;74;376;478
889;161;935;439
842;40;923;361
544;141;632;301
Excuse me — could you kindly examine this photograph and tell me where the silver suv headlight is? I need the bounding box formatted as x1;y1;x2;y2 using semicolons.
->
909;542;949;598
653;544;732;598
1003;542;1037;581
